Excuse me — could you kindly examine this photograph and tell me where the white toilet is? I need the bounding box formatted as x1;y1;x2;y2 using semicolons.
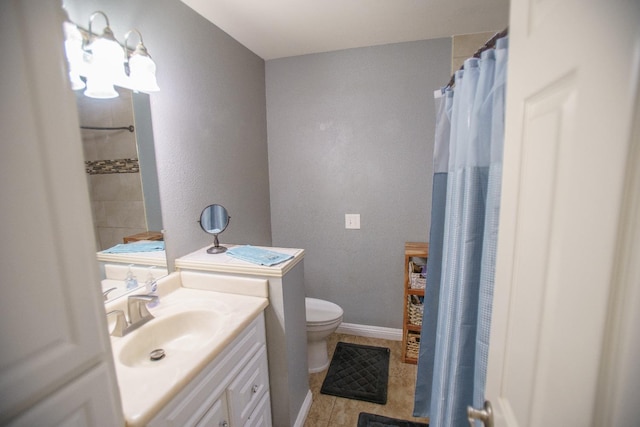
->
305;297;344;373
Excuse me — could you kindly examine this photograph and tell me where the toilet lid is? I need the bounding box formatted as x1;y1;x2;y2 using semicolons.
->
305;297;343;323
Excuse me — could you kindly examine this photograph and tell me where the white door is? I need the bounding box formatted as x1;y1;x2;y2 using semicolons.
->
0;1;122;424
482;0;640;426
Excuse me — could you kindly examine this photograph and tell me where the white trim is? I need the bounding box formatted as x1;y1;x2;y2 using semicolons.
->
293;390;313;427
593;45;640;426
336;322;403;341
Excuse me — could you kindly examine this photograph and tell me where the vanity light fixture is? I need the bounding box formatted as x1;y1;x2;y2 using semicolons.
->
63;20;86;91
62;11;161;97
123;29;160;93
83;11;125;99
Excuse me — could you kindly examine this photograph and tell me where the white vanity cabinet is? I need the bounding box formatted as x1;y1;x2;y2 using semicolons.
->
148;314;271;427
176;246;312;427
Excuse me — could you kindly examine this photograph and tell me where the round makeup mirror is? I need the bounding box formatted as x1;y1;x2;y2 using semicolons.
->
198;204;230;254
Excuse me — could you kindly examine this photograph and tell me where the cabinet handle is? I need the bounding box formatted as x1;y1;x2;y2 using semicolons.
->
219;421;229;427
251;384;259;394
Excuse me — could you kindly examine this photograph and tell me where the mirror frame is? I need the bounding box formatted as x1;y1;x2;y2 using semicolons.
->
76;87;167;303
198;204;231;254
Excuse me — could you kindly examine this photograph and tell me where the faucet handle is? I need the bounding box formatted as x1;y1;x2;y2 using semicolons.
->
107;309;127;337
127;294;159;324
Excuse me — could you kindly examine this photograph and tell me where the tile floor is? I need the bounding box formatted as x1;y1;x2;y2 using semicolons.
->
303;333;430;426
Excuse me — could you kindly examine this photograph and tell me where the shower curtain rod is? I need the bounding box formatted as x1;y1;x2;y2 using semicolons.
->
445;27;509;88
80;125;135;132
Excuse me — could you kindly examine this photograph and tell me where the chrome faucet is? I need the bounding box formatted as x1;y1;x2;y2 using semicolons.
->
128;294;158;324
102;287;117;301
107;294;159;337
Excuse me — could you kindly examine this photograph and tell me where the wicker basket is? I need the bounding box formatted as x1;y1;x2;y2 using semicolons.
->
406;332;420;360
408;261;427;289
407;296;423;326
409;272;426;289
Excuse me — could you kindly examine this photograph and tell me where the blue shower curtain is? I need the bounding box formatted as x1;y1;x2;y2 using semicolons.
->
413;37;509;426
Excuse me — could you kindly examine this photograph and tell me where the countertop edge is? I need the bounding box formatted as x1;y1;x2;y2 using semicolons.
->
175;246;305;277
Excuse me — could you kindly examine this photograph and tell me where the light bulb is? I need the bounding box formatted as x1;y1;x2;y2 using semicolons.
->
128;53;160;93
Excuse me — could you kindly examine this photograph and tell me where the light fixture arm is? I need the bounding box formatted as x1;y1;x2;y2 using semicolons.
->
124;29;153;78
87;11;118;49
124;29;144;51
125;30;152;57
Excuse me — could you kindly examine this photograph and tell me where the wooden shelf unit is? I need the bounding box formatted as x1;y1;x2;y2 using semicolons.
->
123;230;163;243
402;242;428;364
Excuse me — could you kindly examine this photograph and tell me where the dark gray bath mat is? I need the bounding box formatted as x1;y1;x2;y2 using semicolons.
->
320;342;390;404
357;412;429;427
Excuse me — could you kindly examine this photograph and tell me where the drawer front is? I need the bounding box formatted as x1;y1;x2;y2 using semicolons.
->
243;392;272;427
227;345;269;426
195;394;228;427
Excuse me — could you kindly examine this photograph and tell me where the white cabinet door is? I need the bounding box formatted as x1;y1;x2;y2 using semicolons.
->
485;0;640;426
244;393;272;427
0;1;121;424
227;345;269;427
196;395;230;427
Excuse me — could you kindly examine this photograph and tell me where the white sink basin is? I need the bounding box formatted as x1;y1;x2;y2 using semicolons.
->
118;310;221;368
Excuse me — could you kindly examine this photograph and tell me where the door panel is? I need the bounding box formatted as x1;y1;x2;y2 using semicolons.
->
506;75;578;425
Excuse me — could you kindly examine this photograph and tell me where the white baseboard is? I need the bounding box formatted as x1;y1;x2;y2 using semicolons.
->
294;390;313;427
336;322;403;341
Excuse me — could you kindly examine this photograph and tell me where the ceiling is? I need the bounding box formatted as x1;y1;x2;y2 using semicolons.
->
180;0;510;60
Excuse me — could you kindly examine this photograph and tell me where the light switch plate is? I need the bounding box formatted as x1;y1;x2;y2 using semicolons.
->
345;214;360;229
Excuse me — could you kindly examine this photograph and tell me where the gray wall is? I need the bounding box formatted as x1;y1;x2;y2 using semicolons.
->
266;39;451;328
65;0;272;268
66;0;453;329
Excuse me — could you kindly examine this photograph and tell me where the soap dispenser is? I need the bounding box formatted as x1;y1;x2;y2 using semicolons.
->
145;266;159;308
125;264;138;290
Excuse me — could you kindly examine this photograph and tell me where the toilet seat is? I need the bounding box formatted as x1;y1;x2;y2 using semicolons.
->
305;297;343;325
305;297;344;373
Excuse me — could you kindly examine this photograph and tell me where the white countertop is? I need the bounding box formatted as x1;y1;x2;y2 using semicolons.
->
175;244;304;277
97;249;167;267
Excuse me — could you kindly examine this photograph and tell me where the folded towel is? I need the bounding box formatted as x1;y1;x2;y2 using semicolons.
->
102;241;165;254
226;245;293;266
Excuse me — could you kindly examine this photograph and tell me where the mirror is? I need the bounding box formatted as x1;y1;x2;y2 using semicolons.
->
75;86;167;301
199;204;231;254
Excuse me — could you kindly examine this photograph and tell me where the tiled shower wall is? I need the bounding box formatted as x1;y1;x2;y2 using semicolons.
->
451;31;496;73
76;88;147;251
